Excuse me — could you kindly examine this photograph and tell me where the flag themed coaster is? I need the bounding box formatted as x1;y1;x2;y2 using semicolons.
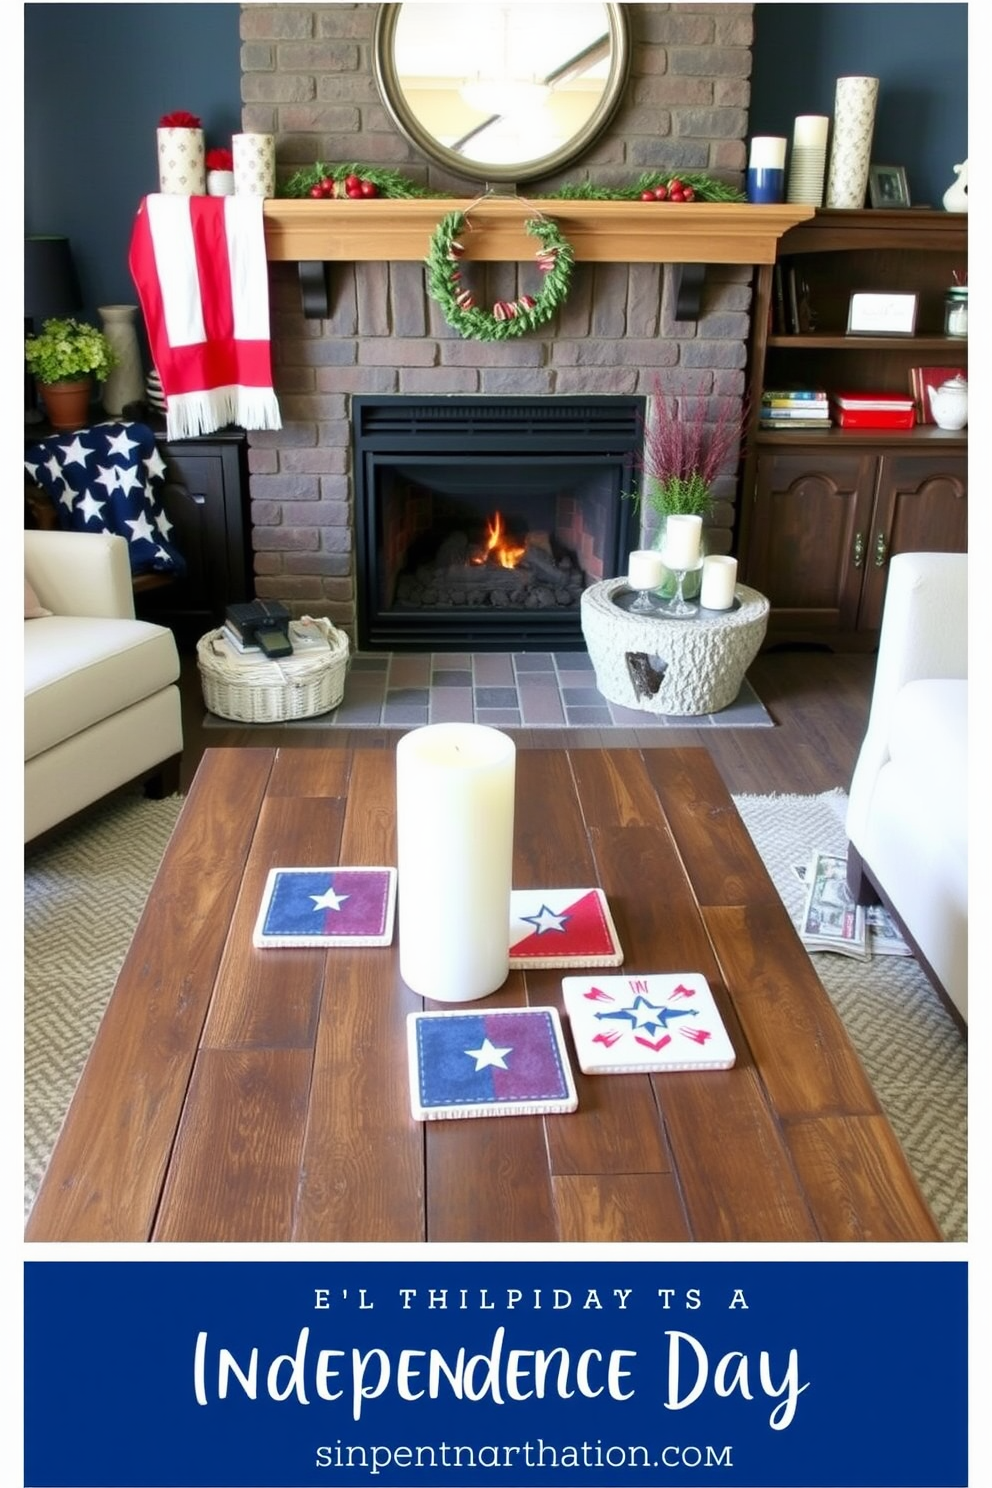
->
407;1007;578;1120
561;972;736;1074
508;888;623;968
252;867;397;947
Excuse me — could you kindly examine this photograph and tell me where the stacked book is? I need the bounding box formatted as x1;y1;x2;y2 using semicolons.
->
759;388;831;431
830;391;916;429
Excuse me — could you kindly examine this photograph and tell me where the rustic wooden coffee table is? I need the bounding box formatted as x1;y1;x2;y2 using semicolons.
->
26;745;940;1243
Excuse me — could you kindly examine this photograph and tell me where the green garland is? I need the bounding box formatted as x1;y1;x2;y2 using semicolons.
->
281;163;745;204
280;162;438;199
425;209;574;341
546;172;746;203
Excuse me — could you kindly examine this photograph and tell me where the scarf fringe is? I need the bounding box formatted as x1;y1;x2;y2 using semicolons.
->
165;387;283;441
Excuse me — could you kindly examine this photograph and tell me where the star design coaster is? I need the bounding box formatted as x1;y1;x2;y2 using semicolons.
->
407;1007;578;1120
561;972;736;1073
508;888;623;968
252;867;396;947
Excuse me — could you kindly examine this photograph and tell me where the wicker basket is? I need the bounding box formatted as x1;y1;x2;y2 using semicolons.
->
197;618;350;723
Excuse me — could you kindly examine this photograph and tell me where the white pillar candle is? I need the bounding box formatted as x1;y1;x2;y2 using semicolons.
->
700;554;738;610
792;115;829;150
749;136;787;170
662;515;703;571
396;723;515;1002
628;549;665;590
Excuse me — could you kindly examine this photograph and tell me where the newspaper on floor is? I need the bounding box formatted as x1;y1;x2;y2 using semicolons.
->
798;850;869;958
794;853;913;959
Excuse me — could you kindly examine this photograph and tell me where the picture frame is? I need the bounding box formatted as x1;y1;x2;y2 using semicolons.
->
869;164;911;209
846;291;918;337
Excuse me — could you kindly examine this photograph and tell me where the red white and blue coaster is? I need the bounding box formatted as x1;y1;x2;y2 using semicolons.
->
407;1007;578;1120
561;972;736;1074
252;867;397;947
508;888;623;968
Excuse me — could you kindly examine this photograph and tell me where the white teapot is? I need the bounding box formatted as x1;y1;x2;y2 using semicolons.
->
928;374;968;430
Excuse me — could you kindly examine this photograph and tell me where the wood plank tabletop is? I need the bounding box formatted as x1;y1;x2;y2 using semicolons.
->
25;744;941;1244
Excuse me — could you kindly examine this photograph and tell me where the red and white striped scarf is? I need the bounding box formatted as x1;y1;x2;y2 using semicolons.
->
129;193;281;440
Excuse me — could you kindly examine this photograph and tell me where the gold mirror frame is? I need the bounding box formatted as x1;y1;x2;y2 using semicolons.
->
372;3;631;185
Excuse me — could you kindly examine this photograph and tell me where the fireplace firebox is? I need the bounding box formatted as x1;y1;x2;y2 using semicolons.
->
352;396;641;650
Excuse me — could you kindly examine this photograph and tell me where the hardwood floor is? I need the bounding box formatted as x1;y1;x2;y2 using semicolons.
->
177;645;877;798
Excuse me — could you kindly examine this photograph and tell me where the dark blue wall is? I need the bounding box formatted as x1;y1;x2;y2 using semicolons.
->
23;3;968;324
750;3;968;209
24;3;241;322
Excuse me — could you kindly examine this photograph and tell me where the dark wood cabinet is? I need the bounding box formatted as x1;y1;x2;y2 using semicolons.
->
745;447;966;647
739;209;968;648
135;429;253;646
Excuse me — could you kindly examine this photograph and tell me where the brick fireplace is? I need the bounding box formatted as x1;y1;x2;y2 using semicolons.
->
240;3;755;646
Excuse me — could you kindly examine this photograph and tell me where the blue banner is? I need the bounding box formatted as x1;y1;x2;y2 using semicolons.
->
24;1260;966;1487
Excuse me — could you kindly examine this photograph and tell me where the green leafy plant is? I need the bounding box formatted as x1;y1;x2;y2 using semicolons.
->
629;376;747;522
24;317;117;385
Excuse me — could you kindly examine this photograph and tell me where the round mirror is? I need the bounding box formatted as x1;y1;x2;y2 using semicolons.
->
373;3;630;185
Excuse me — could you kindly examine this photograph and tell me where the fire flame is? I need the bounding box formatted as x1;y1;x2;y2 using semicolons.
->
471;512;525;569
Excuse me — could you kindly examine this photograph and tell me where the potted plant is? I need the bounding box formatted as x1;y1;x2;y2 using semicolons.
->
627;378;746;598
24;316;118;430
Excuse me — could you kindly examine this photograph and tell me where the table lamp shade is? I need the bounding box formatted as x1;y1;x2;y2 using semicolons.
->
25;235;82;322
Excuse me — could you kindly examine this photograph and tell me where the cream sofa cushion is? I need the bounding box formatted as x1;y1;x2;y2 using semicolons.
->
24;615;180;763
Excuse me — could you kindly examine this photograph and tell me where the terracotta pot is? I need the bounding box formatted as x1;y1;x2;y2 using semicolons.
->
39;378;93;431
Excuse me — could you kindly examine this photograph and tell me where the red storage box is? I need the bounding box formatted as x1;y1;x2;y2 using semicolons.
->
831;393;916;429
832;405;916;429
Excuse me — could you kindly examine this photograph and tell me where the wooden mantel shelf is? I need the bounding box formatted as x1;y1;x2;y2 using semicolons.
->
262;197;815;266
263;198;816;319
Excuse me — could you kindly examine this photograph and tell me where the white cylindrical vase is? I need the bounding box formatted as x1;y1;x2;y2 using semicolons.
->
825;77;879;208
98;305;145;416
157;126;205;194
233;133;276;196
207;169;236;196
396;723;516;1003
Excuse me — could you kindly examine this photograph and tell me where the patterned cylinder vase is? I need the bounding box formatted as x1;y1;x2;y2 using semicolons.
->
825;76;879;208
157;126;206;194
233;133;276;197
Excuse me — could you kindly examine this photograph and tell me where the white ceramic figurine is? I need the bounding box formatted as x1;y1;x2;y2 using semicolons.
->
942;160;968;212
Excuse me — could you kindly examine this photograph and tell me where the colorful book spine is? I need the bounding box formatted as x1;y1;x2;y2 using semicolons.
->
761;389;828;402
760;406;831;418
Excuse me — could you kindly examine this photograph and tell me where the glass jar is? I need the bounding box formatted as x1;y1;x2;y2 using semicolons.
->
944;287;968;338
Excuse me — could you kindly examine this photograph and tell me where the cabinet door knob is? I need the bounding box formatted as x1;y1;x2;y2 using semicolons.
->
853;532;865;568
874;532;888;568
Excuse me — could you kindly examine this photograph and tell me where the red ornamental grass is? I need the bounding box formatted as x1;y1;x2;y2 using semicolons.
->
206;148;234;172
637;376;746;517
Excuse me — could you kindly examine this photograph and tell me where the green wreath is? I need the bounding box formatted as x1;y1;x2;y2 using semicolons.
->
425;209;574;341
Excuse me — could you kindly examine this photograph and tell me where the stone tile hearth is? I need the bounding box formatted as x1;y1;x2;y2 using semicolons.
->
262;650;773;730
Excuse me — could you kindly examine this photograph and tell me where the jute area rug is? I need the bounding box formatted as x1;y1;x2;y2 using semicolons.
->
24;788;967;1239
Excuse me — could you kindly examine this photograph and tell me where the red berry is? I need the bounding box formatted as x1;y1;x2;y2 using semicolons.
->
360;179;378;197
654;186;668;201
344;174;361;192
640;190;656;201
309;184;323;199
670;189;684;202
669;179;683;192
346;184;362;198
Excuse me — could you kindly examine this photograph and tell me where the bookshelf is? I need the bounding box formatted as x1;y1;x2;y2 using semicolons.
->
738;209;967;649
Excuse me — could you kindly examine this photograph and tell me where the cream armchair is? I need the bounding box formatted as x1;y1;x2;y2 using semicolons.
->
24;530;183;843
845;551;968;1025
